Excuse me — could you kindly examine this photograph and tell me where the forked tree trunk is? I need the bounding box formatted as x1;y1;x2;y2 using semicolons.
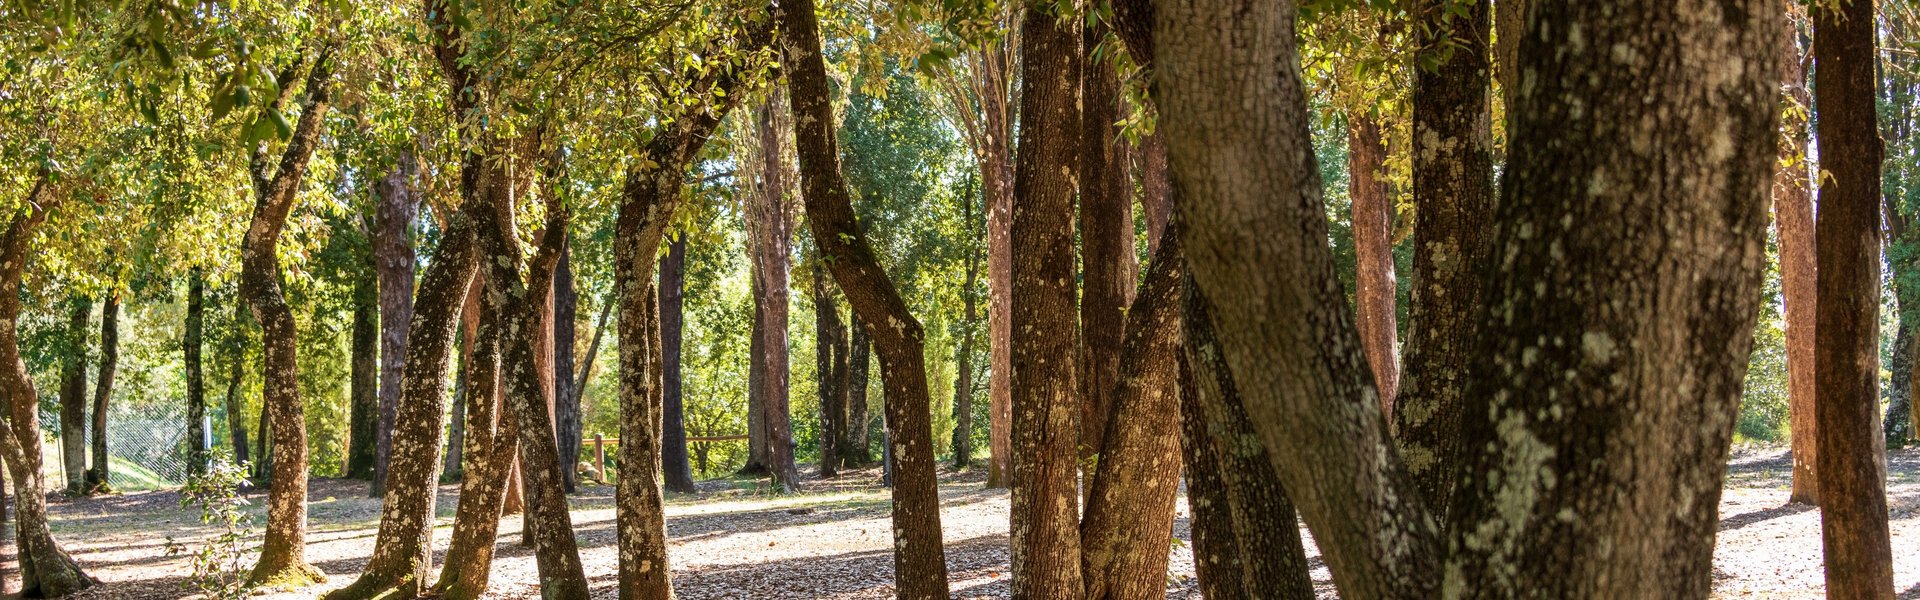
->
186;271;208;476
84;293;118;493
433;273;516;600
1392;0;1494;519
58;297;87;493
779;0;950;593
241;46;335;588
1346;117;1398;414
1008;3;1084;596
1811;0;1895;595
371;152;419;498
660;237;696;492
1773;0;1819;506
1078;19;1131;468
346;273;378;480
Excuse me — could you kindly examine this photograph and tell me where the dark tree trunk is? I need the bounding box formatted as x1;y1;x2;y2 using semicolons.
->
372;152;419;498
1774;0;1820;506
346;271;379;481
224;302;251;468
1812;0;1895;594
0;186;95;597
744;276;769;475
749;96;799;492
240;46;334;588
1346;117;1398;411
1080;229;1187;600
661;237;696;492
84;293;118;494
778;0;951;592
1174;356;1243;600
1078;19;1131;469
554;239;580;493
814;263;845;479
445;278;481;482
1139;132;1171;254
1008;3;1083;596
1392;0;1494;520
842;320;871;467
186;271;208;476
58;297;87;494
952;182;982;469
1182;278;1314;600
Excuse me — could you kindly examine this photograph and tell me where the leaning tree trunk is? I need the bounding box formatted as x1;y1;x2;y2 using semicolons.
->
186;271;208;476
85;293;118;494
371;151;419;499
814;263;845;479
1174;355;1242;600
1077;18;1131;468
432;272;516;600
240;46;335;588
660;236;697;493
1812;0;1895;595
1347;116;1398;413
1391;0;1494;520
842;320;871;467
346;271;378;480
779;0;950;593
0;185;95;597
1008;3;1084;597
58;296;87;493
1773;0;1820;506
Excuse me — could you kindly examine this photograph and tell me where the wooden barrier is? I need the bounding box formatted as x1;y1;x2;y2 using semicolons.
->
586;434;748;482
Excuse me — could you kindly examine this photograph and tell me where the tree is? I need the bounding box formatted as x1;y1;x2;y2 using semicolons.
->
747;93;800;492
83;292;119;493
1077;19;1131;467
346;265;379;480
370;151;419;498
843;318;872;467
554;240;580;493
661;235;698;493
239;42;335;588
223;301;252;468
1347;116;1397;412
814;259;848;478
433;280;515;600
185;271;209;476
1774;0;1819;506
1812;0;1895;594
779;0;951;593
952;179;982;468
58;297;88;494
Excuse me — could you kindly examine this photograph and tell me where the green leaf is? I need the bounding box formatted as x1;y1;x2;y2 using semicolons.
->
268;108;292;139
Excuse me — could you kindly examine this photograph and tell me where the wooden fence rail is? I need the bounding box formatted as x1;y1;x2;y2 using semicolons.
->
582;433;748;483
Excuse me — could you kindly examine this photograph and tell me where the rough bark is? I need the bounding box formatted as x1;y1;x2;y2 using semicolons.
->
779;0;951;592
1392;0;1494;520
224;302;251;467
554;239;580;493
58;297;87;494
0;186;96;597
1437;1;1780;596
749;96;799;492
346;272;378;480
1140;132;1171;254
814;263;845;478
661;236;696;493
1347;116;1398;412
1078;20;1131;468
1494;0;1526;123
83;293;118;494
371;151;419;498
744;282;769;475
1079;230;1186;600
1774;0;1819;506
1008;4;1084;597
953;184;982;468
1173;355;1242;600
240;45;335;588
1812;0;1895;595
186;272;208;476
432;277;514;600
843;320;872;467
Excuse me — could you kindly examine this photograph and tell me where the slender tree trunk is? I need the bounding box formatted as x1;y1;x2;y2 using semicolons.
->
0;187;95;597
744;278;769;475
815;262;844;478
985;117;1015;487
240;45;334;588
186;271;208;476
1775;0;1820;506
1009;4;1084;597
779;0;951;592
84;293;118;493
952;183;981;468
554;239;580;493
1392;0;1494;519
661;237;696;492
58;297;87;494
843;320;871;467
225;301;251;467
1347;117;1398;412
372;152;419;498
1812;0;1895;595
1174;355;1241;600
1078;19;1131;468
750;96;800;491
346;273;379;480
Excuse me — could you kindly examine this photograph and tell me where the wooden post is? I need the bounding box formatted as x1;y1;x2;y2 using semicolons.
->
593;433;605;484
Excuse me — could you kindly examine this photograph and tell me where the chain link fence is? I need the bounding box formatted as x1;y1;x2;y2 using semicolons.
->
40;402;193;490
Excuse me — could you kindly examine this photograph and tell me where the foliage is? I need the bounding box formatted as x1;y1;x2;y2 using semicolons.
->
166;459;258;600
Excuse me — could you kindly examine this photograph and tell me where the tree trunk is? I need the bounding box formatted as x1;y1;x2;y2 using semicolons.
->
224;301;251;467
744;277;769;475
1080;229;1186;600
749;96;800;492
432;277;514;600
1494;0;1526;126
554;239;580;493
372;152;419;498
1078;19;1131;469
661;237;696;492
1392;0;1494;520
240;46;334;588
84;293;118;494
948;27;1016;488
779;0;951;592
1347;116;1398;412
953;182;982;468
1774;0;1819;506
815;263;845;478
186;271;208;476
1812;0;1895;594
1174;355;1241;600
1139;132;1171;254
58;297;87;494
445;277;482;482
346;272;378;480
842;320;871;467
1182;278;1314;600
1009;3;1084;597
0;186;95;597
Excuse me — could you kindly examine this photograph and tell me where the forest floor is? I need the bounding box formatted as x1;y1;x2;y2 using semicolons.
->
34;445;1920;599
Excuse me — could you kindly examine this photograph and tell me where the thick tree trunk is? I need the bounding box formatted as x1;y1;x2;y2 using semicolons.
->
432;278;514;600
1346;116;1397;412
1139;132;1171;254
661;237;696;493
372;152;419;498
1078;20;1131;468
1009;4;1084;597
1079;230;1186;600
0;187;95;597
554;240;580;493
186;272;208;476
346;273;378;480
1812;0;1895;595
842;320;871;467
58;297;87;494
1774;0;1819;506
240;47;334;588
749;96;800;492
814;263;845;478
1392;0;1494;519
84;293;118;493
1174;356;1241;600
1494;0;1526;126
779;0;950;592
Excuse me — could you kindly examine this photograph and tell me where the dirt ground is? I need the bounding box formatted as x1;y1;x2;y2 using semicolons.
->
40;446;1920;599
